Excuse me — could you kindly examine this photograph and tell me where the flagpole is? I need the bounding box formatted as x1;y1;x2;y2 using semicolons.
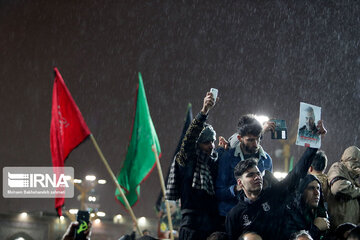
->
89;134;143;237
152;145;174;240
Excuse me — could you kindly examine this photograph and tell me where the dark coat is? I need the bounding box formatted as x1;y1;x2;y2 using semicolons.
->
225;147;318;240
283;174;328;240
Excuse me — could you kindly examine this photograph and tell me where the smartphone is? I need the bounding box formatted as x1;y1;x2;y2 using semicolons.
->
270;119;287;140
75;210;90;240
210;88;218;102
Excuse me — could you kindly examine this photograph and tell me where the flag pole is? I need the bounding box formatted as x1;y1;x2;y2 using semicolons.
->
89;134;143;237
152;145;174;240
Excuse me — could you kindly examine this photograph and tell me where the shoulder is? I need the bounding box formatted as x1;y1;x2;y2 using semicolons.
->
228;200;246;218
327;162;347;179
264;151;272;160
218;148;236;161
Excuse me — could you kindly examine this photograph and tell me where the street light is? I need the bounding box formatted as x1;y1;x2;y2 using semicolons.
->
85;175;96;181
73;179;82;184
138;217;147;227
69;209;78;215
254;115;269;125
97;179;106;184
19;212;27;219
97;211;106;217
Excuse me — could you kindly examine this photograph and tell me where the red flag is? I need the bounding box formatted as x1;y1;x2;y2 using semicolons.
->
50;67;91;216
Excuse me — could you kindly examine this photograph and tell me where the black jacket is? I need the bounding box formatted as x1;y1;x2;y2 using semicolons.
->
175;112;218;216
225;147;317;240
283;174;328;240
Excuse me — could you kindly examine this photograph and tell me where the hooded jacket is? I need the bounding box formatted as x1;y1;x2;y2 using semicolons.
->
327;146;360;228
283;174;328;240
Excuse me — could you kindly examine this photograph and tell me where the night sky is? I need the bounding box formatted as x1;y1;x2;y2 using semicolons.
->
1;0;359;221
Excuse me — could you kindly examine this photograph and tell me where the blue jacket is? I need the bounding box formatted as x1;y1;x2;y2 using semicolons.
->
215;144;273;216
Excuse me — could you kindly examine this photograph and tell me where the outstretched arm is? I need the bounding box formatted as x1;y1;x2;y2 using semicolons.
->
279;147;318;192
176;92;216;166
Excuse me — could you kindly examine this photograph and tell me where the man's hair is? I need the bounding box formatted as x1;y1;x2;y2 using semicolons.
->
311;150;328;172
292;230;313;240
304;106;315;116
334;222;356;239
347;226;360;239
234;158;258;179
238;232;262;240
237;114;262;137
207;231;228;240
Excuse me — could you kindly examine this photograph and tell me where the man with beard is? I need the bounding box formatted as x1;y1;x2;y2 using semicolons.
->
298;106;320;141
225;148;318;240
283;174;330;240
327;146;360;228
215;115;273;219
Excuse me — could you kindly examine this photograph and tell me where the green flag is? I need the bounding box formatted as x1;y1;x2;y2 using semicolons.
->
115;73;161;207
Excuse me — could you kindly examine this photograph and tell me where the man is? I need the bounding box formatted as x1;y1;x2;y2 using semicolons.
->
216;114;273;218
298;106;319;141
166;92;220;240
327;146;360;228
308;150;329;201
283;174;330;240
239;232;263;240
225;148;318;240
292;230;313;240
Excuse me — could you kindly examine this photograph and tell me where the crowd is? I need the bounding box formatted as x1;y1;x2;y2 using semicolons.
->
61;92;360;240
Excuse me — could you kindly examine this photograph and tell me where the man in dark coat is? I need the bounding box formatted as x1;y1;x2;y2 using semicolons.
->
225;148;318;240
283;174;330;240
166;92;220;240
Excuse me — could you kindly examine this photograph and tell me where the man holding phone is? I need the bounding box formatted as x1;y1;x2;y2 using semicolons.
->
166;91;220;240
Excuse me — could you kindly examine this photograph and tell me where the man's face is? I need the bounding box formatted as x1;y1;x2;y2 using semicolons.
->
238;166;263;195
344;159;360;177
303;180;320;208
305;111;315;131
238;134;260;154
297;236;312;240
198;140;215;155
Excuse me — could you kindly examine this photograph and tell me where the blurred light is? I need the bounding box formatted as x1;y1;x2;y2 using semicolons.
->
97;211;106;217
138;217;147;227
94;218;101;224
73;179;82;184
274;149;283;158
19;212;27;219
59;216;65;222
273;171;288;180
14;238;25;240
90;213;95;218
88;196;97;202
69;209;78;214
254;115;269;125
85;175;96;181
113;214;123;223
64;175;72;181
97;179;107;184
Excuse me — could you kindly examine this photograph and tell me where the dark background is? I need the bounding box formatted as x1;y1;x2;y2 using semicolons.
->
1;0;359;220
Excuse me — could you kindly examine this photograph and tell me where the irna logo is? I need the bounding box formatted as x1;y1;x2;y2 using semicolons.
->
8;172;69;188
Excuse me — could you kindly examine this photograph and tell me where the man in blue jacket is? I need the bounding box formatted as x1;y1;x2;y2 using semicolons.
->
216;114;273;218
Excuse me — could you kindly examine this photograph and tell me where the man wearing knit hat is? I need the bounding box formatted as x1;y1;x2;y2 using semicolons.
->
327;146;360;228
166;91;220;240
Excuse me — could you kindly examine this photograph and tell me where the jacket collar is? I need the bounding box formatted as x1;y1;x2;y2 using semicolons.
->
234;143;266;160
